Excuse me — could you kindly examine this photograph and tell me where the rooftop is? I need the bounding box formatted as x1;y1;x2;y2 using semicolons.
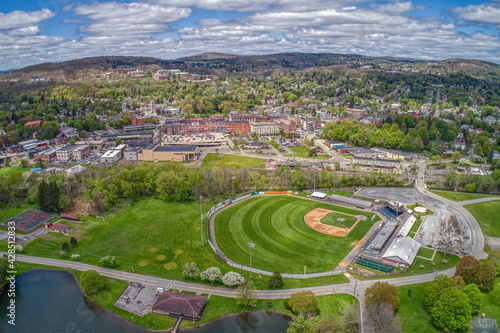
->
155;146;197;152
153;290;207;320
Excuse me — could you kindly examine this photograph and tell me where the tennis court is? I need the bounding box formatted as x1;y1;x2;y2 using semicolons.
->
3;211;56;233
471;317;499;333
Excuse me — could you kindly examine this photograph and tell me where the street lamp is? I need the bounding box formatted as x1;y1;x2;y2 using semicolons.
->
200;195;204;246
360;177;365;189
248;242;254;278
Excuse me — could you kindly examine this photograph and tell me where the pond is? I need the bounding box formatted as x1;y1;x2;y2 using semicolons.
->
0;269;289;333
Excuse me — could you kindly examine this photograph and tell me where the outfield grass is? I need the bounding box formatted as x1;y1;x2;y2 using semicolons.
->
465;201;500;237
320;212;358;229
214;195;379;273
431;189;500;202
201;153;266;169
0;166;26;175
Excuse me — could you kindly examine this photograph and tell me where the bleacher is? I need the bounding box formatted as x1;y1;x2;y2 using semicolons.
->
378;205;403;220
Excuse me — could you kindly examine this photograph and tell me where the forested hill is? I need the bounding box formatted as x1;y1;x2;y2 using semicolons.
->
3;53;500;82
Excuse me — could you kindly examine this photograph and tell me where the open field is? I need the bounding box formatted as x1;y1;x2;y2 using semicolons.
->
431;189;500;202
465;201;500;237
285;146;329;159
397;283;439;333
0;199;223;281
201;153;266;169
0;166;26;175
214;195;378;273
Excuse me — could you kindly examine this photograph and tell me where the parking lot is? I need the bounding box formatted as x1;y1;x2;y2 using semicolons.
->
114;281;176;317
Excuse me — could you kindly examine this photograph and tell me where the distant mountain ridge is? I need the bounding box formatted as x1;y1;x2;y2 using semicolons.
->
3;53;499;81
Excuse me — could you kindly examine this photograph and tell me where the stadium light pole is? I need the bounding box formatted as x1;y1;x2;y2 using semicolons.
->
248;243;254;278
313;168;316;192
200;195;204;246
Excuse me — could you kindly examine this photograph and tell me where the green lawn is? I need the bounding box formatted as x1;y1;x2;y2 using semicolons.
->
398;278;500;333
417;247;435;260
325;190;352;197
214;195;379;273
321;212;359;229
0;198;225;281
0;166;26;175
397;283;439;333
465;201;500;237
431;190;500;202
201;153;266;169
285;146;329;159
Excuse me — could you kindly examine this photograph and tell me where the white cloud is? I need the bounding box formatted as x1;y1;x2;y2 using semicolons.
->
75;2;191;37
1;1;500;70
453;4;500;28
0;9;54;30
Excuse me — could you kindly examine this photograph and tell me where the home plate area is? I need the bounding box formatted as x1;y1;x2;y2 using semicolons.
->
471;317;499;333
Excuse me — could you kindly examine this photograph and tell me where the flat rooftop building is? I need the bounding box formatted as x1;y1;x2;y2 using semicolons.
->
139;144;198;162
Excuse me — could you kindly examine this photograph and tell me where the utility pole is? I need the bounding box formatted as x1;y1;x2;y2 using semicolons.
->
313;168;316;192
200;195;204;246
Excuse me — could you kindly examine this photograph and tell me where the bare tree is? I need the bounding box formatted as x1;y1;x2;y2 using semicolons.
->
436;215;465;257
366;301;402;333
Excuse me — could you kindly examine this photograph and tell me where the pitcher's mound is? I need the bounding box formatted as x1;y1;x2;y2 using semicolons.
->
304;208;361;237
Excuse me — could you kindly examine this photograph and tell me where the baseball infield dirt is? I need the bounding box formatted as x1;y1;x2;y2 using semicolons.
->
304;208;361;237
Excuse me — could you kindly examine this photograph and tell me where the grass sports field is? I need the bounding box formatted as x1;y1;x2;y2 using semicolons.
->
214;195;378;273
201;153;266;169
320;212;358;229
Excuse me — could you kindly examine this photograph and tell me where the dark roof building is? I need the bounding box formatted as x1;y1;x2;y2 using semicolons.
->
152;290;207;321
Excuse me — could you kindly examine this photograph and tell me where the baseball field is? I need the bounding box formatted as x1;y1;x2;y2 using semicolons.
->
214;195;378;273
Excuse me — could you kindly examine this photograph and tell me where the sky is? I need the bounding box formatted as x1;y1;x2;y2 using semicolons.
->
0;0;500;70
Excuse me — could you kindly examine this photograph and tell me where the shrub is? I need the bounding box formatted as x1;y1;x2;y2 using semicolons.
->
222;271;244;286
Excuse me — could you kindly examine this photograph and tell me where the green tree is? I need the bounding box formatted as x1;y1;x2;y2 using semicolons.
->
475;261;496;293
268;271;283;289
236;280;256;307
431;288;471;333
62;242;69;251
424;275;455;311
37;180;49;211
70;237;77;245
311;314;343;333
0;258;8;287
80;269;104;295
99;255;117;268
365;282;400;311
474;144;483;157
291;169;307;190
465;182;476;193
451;151;461;162
4;159;9;167
115;138;122;145
182;262;200;280
20;159;28;168
35;158;43;168
287;314;313;333
69;139;75;146
287;291;318;317
463;283;482;314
